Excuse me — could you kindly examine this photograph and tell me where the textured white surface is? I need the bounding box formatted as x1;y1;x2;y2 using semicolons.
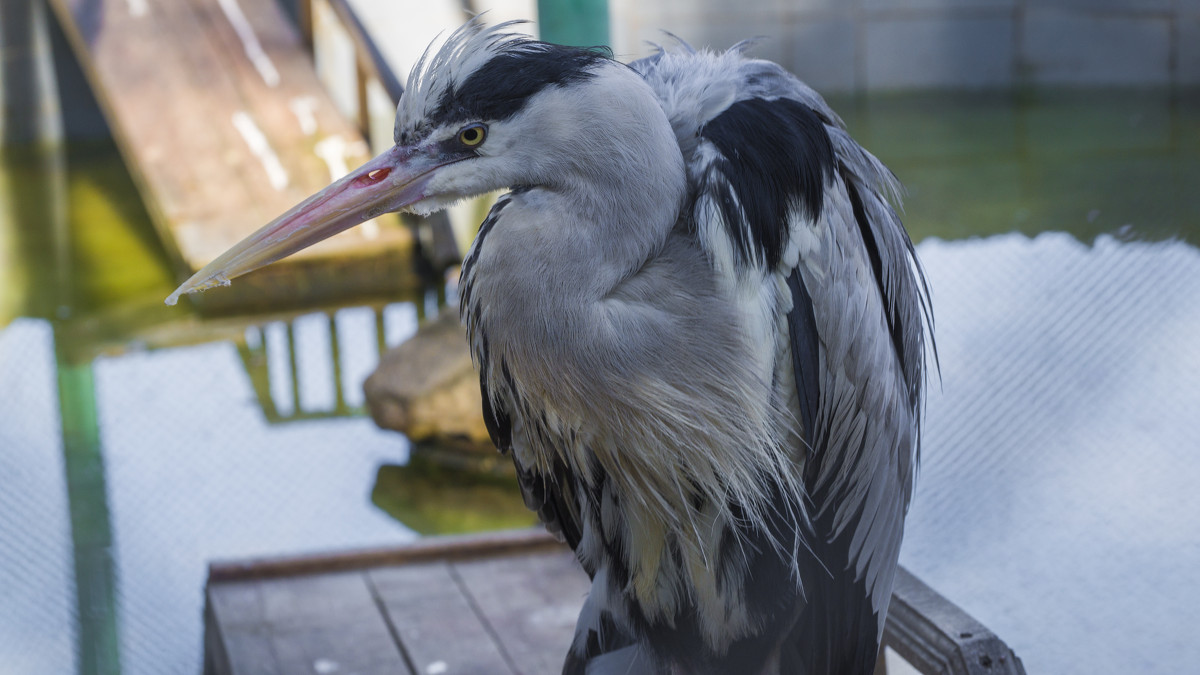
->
903;233;1200;674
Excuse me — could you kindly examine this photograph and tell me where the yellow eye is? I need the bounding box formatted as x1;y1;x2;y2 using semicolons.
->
458;124;487;147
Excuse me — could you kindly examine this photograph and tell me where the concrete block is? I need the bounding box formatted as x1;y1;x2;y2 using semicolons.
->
790;19;858;92
1179;16;1200;85
627;0;790;22
655;0;852;16
862;0;1014;11
1028;0;1172;12
621;11;794;69
1021;10;1170;85
865;16;1014;89
775;0;855;14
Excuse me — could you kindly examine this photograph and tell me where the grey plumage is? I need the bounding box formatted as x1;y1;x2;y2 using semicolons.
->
169;18;933;675
448;24;933;674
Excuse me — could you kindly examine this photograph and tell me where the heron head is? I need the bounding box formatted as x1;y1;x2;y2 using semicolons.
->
166;20;623;304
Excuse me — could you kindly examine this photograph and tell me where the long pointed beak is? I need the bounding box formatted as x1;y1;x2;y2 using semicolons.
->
165;144;449;305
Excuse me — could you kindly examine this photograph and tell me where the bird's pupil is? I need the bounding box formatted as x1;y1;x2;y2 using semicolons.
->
463;129;478;142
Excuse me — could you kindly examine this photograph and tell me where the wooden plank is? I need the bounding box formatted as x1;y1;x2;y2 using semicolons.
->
884;567;1026;675
452;551;589;675
204;530;1032;675
52;0;264;247
267;620;412;675
46;0;414;312
177;0;383;261
370;562;517;675
206;572;412;675
209;528;566;582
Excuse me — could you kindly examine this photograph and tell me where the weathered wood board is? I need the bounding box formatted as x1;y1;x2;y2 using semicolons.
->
206;572;411;675
47;0;417;312
204;529;1027;675
205;530;589;675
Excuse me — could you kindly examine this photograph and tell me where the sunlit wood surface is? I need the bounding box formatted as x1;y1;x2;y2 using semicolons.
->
46;0;414;312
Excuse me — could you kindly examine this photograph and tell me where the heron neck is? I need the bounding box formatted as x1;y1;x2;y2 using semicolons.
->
560;159;684;263
505;63;689;273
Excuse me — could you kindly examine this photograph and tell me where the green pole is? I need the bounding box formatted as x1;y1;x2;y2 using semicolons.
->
55;339;123;675
536;0;609;47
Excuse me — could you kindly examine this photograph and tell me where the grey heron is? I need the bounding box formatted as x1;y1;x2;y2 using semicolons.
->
169;20;933;674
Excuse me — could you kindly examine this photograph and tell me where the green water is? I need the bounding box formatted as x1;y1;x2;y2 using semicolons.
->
0;143;173;325
2;89;1199;674
835;89;1200;244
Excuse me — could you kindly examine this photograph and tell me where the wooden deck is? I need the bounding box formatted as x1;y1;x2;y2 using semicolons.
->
204;530;588;675
47;0;417;312
205;529;1027;675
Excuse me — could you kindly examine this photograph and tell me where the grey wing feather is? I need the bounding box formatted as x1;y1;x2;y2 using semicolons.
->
633;45;933;671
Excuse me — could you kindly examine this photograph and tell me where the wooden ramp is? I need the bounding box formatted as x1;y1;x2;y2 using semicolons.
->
204;529;587;675
47;0;417;312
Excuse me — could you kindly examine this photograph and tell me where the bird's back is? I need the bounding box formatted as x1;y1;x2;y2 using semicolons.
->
455;30;933;675
615;44;932;674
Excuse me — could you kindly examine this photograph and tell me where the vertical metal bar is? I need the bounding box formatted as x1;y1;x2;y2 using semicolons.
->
54;338;122;675
286;321;302;415
1;0;63;146
329;311;347;414
355;56;370;142
298;0;314;51
375;305;389;354
236;331;279;422
40;112;121;673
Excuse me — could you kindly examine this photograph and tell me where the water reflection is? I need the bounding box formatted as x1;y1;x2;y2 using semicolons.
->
239;303;422;421
2;88;1199;674
372;455;537;535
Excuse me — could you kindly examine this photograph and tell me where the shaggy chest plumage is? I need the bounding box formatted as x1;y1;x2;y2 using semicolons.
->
460;185;794;652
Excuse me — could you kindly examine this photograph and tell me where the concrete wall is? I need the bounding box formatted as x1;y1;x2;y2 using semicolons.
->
610;0;1200;92
4;0;1197;147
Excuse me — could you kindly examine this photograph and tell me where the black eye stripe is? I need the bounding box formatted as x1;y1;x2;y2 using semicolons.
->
432;42;610;125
